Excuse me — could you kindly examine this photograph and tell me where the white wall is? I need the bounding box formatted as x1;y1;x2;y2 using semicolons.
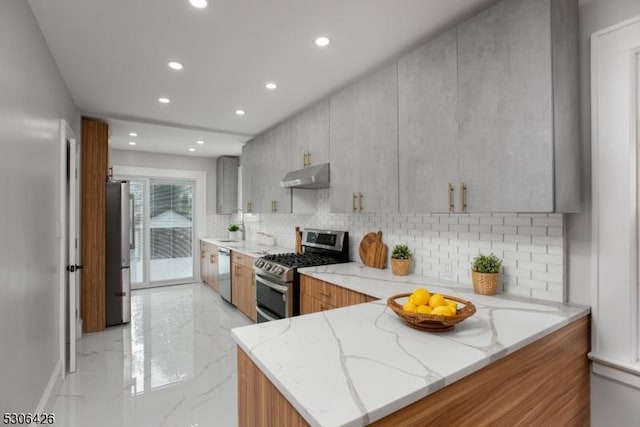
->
569;0;640;424
110;150;217;214
0;0;79;412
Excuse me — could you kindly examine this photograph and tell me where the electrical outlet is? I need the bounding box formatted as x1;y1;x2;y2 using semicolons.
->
441;260;453;278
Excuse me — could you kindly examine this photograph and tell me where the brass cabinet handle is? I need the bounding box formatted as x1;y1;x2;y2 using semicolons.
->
459;182;467;212
303;152;308;167
201;250;205;259
210;254;216;264
307;151;311;166
318;290;332;297
448;183;454;212
352;193;357;212
247;201;252;213
274;200;278;212
359;192;364;213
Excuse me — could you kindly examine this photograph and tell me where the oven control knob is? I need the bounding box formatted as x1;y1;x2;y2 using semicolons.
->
264;263;272;271
255;260;264;268
275;267;283;275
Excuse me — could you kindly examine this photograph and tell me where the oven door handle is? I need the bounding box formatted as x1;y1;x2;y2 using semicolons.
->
256;306;279;322
256;275;288;293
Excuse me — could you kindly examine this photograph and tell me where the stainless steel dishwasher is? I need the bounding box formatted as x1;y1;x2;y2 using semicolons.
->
218;247;232;303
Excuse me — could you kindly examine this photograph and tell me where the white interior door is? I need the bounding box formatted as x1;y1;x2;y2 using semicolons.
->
68;132;80;373
69;138;82;372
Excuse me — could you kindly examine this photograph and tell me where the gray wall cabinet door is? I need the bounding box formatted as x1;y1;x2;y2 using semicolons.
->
216;156;239;214
289;100;330;170
398;29;459;214
457;0;554;212
329;62;399;214
241;139;257;213
266;122;293;214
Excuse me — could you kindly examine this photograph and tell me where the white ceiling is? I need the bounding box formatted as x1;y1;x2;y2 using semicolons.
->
29;0;497;157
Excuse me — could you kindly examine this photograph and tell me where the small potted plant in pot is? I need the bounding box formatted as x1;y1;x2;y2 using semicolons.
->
228;223;241;240
470;253;503;295
391;244;413;276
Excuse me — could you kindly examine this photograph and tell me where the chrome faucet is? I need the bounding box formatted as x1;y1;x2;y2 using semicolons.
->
230;208;245;240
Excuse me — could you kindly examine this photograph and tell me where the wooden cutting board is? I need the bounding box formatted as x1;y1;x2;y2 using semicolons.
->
359;231;387;269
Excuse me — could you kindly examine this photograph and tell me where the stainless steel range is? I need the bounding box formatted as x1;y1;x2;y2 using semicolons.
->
253;229;349;323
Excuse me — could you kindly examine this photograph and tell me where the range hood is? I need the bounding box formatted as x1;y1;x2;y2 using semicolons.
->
280;163;330;189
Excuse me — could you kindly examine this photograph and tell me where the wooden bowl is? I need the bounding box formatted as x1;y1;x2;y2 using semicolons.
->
386;293;476;332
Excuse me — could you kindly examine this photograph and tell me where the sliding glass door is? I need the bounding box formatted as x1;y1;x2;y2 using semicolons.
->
149;181;193;283
124;177;196;289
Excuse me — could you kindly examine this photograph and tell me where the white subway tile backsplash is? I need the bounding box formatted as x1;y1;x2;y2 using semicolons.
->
517;226;547;235
480;216;504;225
505;217;532;226
206;191;565;302
492;225;517;234
532;216;563;227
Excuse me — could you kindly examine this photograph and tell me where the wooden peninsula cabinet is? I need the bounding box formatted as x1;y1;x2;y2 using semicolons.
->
299;274;375;314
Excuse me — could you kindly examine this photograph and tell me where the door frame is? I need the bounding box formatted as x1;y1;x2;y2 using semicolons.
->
112;165;206;286
589;13;640;387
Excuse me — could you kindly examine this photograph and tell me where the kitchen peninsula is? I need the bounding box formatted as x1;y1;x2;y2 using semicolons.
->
232;263;590;426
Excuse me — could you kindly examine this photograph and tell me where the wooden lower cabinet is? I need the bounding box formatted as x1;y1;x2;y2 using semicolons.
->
232;252;256;322
237;317;589;427
200;241;219;292
299;274;370;314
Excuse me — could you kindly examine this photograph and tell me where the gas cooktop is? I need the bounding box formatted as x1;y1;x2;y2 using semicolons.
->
259;253;340;268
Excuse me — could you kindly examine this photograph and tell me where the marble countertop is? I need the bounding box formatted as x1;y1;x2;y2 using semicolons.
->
232;262;590;427
201;237;291;258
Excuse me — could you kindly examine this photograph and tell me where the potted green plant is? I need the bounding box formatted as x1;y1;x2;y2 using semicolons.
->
391;244;413;276
228;223;241;240
470;253;503;295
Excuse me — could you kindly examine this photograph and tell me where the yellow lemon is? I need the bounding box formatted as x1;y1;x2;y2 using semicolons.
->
410;289;430;306
428;293;446;308
431;305;454;316
402;301;417;313
445;299;458;314
416;305;432;315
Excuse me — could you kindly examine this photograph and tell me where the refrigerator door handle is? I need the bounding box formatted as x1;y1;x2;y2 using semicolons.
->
129;193;135;251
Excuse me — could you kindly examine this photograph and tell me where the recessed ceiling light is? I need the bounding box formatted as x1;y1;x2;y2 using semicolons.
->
196;140;204;145
168;61;184;70
189;0;208;8
129;141;136;146
265;82;278;90
189;147;196;152
315;36;331;47
128;132;137;137
235;109;246;116
158;97;171;104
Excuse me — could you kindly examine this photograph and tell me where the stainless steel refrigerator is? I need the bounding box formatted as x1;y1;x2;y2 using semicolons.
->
106;179;131;326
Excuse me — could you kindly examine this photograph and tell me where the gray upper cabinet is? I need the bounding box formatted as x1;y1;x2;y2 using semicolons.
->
456;0;579;212
398;29;459;213
289;100;330;170
329;63;399;214
242;124;293;214
216;156;239;214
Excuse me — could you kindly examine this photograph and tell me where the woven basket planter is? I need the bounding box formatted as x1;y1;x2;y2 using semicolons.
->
391;259;411;276
471;271;499;295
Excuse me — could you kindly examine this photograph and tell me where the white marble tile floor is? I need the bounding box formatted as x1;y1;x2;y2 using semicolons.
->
52;283;251;427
